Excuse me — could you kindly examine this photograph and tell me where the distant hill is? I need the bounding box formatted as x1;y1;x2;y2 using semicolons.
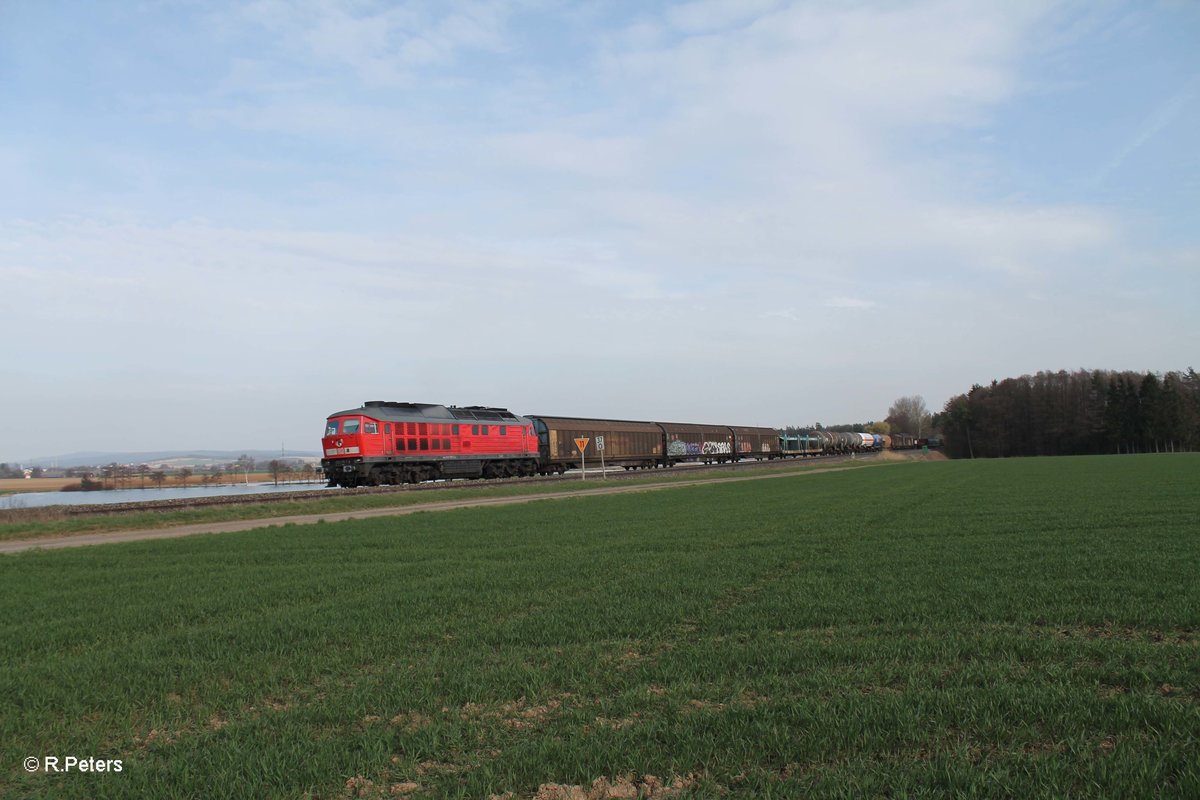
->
20;450;321;468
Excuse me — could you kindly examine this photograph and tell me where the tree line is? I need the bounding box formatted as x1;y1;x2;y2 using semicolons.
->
782;396;934;438
52;456;319;491
0;463;34;479
935;368;1200;459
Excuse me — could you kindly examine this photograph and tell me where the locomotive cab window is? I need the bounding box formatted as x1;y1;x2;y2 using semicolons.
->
325;421;339;436
343;419;361;434
499;426;507;436
364;422;378;434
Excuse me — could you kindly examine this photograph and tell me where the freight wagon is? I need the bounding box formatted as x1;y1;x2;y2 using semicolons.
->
530;416;663;474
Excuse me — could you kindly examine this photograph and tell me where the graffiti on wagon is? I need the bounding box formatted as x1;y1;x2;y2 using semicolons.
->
667;438;732;457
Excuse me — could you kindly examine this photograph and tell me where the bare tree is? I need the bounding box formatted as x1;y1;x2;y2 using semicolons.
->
888;395;931;437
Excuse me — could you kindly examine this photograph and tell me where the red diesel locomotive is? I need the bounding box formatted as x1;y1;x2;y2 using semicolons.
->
322;402;539;487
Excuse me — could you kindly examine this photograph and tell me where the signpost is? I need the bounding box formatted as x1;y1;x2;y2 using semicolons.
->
574;437;590;480
596;435;606;478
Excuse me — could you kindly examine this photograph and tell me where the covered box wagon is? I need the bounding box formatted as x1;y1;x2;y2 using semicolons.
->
658;422;735;465
729;426;782;459
528;416;663;473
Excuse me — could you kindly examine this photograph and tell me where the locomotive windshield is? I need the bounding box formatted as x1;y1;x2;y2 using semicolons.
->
342;419;361;434
325;421;339;436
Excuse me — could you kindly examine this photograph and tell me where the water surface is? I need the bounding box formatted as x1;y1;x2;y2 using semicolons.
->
0;481;333;510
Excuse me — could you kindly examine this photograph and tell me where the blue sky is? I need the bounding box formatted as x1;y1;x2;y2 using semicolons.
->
2;0;1197;460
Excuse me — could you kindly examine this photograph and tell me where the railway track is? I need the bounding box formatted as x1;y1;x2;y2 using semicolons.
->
46;452;871;516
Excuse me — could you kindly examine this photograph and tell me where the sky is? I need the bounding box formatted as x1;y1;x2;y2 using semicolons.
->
2;0;1198;461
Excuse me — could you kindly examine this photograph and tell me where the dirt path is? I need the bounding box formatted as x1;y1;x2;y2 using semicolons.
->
1;465;870;555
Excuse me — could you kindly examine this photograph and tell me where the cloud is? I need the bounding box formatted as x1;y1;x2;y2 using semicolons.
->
235;0;511;85
1091;73;1200;186
824;297;877;309
665;0;788;34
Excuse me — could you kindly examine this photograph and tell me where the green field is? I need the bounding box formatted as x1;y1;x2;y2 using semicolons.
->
2;455;1198;798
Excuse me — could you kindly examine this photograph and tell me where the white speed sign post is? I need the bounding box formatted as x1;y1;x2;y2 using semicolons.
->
574;437;590;480
596;435;606;478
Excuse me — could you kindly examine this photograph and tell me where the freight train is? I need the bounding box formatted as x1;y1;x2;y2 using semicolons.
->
320;401;917;488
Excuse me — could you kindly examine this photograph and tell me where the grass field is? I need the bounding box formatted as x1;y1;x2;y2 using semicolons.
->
0;477;82;494
2;454;1197;798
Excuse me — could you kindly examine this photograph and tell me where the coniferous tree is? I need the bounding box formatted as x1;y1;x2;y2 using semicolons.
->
939;368;1197;458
